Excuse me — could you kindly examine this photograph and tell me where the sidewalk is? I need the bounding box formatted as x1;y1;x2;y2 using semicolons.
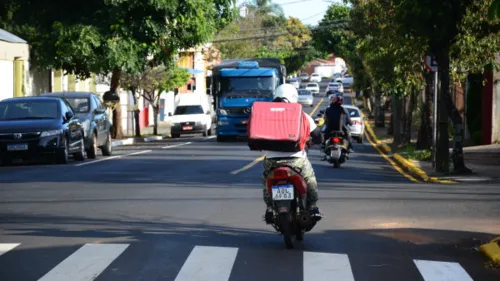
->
140;122;172;136
110;122;172;147
413;160;500;183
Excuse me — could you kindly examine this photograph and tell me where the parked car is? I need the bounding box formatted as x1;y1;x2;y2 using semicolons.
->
0;96;86;165
332;73;343;81
42;92;112;158
309;73;322;82
343;105;365;143
299;72;309;81
326;82;344;95
298;89;314;107
288;78;301;89
305;83;320;95
170;94;213;138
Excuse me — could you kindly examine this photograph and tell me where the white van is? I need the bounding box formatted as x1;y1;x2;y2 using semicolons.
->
169;94;213;138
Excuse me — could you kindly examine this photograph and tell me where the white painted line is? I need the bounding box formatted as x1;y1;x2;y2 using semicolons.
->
414;260;473;281
111;138;135;147
0;243;20;257
303;252;355;281
204;136;216;139
174;246;238;281
162;142;191;149
74;150;152;167
37;243;129;281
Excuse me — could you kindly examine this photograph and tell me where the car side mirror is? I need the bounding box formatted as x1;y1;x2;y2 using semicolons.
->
168;112;172;117
65;111;74;121
95;108;105;114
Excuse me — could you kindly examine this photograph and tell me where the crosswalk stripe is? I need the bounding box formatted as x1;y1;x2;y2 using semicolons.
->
303;252;355;281
0;243;20;257
414;260;474;281
36;243;129;281
173;246;238;281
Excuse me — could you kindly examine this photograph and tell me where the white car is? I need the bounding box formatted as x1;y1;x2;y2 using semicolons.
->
343;105;365;143
342;74;354;88
305;83;320;95
170;99;213;138
325;82;344;95
299;73;309;81
288;78;300;89
309;73;321;82
297;89;314;107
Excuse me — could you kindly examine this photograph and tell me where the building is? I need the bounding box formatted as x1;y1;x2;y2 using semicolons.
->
301;54;346;78
0;28;30;101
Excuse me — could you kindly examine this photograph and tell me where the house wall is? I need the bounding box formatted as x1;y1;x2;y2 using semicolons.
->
0;41;30;100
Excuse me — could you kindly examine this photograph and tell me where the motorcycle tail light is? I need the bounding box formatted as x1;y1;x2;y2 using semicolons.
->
332;137;340;143
269;168;296;179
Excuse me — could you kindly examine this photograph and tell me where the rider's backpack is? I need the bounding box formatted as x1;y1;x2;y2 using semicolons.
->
247;101;311;152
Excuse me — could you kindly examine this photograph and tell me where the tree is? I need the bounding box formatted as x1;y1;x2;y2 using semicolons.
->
1;0;234;139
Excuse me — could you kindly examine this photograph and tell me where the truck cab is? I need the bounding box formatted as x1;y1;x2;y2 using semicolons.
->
213;60;283;141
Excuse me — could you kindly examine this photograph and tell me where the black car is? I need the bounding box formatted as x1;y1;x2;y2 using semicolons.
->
0;96;86;165
42;92;112;158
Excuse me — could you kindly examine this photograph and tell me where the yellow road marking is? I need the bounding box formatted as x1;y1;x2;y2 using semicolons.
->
230;155;266;175
310;98;324;116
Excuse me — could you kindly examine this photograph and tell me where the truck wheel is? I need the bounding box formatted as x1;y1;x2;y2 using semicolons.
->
216;135;227;142
171;133;180;138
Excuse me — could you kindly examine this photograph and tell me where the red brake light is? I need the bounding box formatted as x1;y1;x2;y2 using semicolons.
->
332;137;340;143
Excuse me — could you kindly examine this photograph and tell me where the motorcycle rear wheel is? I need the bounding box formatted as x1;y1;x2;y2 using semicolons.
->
279;213;295;249
333;159;340;168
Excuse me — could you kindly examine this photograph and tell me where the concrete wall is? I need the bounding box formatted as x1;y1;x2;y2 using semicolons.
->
492;54;500;143
0;60;14;101
0;41;30;100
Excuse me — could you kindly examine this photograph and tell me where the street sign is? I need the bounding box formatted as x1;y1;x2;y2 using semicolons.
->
424;56;438;72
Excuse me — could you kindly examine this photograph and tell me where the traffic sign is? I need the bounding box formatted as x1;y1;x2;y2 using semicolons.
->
424;56;438;72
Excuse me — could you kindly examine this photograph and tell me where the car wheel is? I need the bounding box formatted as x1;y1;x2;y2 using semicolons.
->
207;126;213;136
171;133;180;138
73;136;86;161
202;125;208;137
101;133;112;156
310;104;314;107
87;132;97;159
357;137;363;143
56;136;69;164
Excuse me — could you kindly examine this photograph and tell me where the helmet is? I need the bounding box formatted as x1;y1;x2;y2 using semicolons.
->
329;93;343;104
273;84;298;103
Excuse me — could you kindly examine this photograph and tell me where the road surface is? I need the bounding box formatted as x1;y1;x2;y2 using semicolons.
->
0;92;499;281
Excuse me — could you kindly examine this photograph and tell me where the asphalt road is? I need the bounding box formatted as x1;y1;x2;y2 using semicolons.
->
0;92;499;281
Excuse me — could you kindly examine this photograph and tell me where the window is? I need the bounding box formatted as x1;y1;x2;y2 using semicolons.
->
174;105;204;115
93;96;104;111
346;108;361;117
0;100;60;120
298;90;311;96
307;83;317;87
219;76;275;96
65;97;90;113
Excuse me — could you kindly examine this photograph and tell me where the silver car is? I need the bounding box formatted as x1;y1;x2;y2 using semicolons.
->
343;105;365;143
298;89;314;107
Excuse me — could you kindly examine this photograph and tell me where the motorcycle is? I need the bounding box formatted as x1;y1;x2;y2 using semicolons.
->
264;162;321;249
323;131;349;168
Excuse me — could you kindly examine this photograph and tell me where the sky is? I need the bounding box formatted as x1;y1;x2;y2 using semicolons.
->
236;0;343;26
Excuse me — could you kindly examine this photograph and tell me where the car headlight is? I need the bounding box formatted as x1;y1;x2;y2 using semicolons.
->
41;129;63;137
218;109;228;115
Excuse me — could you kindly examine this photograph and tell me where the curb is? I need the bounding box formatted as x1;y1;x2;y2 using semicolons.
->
362;114;456;184
111;138;135;147
111;136;167;147
479;237;500;266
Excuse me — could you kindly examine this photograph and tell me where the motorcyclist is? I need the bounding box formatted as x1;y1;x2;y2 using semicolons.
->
323;92;354;155
262;84;323;223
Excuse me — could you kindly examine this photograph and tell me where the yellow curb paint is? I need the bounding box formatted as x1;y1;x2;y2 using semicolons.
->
479;237;500;265
362;114;456;184
362;113;419;183
230;155;266;175
231;98;325;175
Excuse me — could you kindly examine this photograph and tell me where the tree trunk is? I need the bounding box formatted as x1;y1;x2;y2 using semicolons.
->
405;91;416;145
401;96;408;144
444;85;472;174
110;68;123;139
375;92;385;127
435;51;450;173
130;88;141;137
153;105;159;136
417;72;433;149
392;94;402;152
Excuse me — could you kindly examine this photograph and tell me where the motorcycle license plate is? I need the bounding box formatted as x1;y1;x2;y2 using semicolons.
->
272;185;294;201
330;149;341;158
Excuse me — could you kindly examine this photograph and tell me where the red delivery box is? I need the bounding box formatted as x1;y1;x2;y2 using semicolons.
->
247;101;310;152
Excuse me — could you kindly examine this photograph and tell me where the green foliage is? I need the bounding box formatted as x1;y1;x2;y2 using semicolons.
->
490;0;500;20
399;144;432;161
0;0;234;77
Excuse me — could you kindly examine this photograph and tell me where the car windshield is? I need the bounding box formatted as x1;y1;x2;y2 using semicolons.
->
347;108;361;117
64;98;90;113
0;100;59;120
174;105;204;115
329;83;340;87
219;76;275;97
307;84;317;87
298;90;311;96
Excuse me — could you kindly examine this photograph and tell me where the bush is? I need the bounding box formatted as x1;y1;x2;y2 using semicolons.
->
400;144;432;161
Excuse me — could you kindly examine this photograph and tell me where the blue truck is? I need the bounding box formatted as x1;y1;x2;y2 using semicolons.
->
209;58;286;142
